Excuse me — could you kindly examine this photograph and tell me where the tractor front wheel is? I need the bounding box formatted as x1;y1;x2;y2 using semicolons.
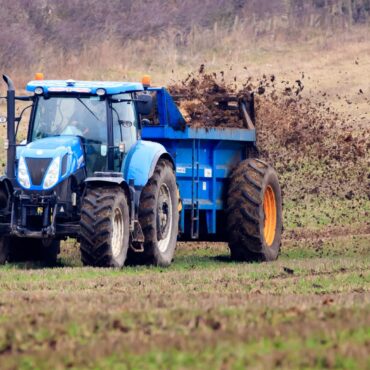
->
137;159;179;266
80;186;130;268
227;158;282;262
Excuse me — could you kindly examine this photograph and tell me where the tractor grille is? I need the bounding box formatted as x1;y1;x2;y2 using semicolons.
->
25;157;53;186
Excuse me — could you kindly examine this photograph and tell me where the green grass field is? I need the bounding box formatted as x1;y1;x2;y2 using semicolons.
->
0;235;368;370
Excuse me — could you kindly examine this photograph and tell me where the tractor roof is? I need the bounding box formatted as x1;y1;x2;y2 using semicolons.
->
26;80;144;95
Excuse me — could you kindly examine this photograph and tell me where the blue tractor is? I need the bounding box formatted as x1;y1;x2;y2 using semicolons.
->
0;74;282;267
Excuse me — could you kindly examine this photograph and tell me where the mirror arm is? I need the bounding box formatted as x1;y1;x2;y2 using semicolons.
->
14;104;32;138
15;96;33;102
0;96;32;101
16;104;32;122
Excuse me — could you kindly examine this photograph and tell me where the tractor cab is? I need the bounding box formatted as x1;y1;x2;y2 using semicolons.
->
24;78;148;179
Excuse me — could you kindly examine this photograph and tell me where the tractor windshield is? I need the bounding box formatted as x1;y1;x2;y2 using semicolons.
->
31;96;108;175
31;96;107;142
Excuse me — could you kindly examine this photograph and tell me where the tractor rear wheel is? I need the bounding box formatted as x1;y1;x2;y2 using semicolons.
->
138;159;179;266
227;158;282;262
80;186;130;268
8;238;60;266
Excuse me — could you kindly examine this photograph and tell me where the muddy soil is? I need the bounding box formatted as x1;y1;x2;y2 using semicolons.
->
168;66;370;202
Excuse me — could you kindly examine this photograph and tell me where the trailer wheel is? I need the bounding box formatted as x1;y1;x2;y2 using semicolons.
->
8;238;60;266
227;158;282;262
138;159;179;266
80;186;129;268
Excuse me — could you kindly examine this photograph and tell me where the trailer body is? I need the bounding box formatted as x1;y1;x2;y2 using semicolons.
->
140;87;256;238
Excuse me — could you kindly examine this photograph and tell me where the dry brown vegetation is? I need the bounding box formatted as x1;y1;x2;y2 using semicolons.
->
1;0;370;87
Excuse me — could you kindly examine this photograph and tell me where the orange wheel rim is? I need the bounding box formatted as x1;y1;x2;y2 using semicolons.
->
263;185;277;247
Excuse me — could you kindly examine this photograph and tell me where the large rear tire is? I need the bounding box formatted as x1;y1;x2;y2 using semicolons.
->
227;158;282;262
80;186;130;268
138;159;179;266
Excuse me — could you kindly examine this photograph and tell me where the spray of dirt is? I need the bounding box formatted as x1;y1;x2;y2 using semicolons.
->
168;66;370;203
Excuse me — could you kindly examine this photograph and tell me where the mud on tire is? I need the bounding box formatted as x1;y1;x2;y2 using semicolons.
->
227;158;282;262
137;159;179;266
80;186;130;268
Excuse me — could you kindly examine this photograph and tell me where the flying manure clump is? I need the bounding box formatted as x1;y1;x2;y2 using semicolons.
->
168;66;369;202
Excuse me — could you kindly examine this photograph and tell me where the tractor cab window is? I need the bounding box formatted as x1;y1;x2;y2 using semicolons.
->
31;96;108;176
111;93;138;171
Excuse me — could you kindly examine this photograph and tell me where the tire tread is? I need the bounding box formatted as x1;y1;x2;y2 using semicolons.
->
227;158;281;262
80;186;126;267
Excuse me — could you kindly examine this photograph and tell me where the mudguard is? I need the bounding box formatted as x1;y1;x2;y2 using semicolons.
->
84;173;126;186
123;140;174;187
84;173;131;203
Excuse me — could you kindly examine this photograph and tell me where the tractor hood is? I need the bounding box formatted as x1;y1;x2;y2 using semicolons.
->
16;136;85;191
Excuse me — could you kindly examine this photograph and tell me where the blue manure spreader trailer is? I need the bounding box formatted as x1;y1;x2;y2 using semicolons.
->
0;74;282;267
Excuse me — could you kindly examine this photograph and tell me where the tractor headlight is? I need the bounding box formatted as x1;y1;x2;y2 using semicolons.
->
18;157;31;189
43;157;61;189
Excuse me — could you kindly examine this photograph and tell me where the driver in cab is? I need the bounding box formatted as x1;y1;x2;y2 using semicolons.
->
61;98;105;141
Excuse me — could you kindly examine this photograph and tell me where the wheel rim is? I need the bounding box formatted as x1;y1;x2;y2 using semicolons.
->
112;207;124;259
263;185;277;247
157;183;173;253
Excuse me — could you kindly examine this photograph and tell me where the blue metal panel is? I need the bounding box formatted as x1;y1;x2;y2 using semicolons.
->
148;87;187;129
123;140;172;187
26;80;144;95
173;140;245;210
150;137;247;234
142;125;256;142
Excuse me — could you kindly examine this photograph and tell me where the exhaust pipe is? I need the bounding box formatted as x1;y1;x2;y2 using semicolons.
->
2;75;16;184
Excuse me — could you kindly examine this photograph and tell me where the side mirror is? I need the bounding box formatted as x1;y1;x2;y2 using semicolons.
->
0;116;6;124
119;120;132;127
136;94;153;116
141;118;151;126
